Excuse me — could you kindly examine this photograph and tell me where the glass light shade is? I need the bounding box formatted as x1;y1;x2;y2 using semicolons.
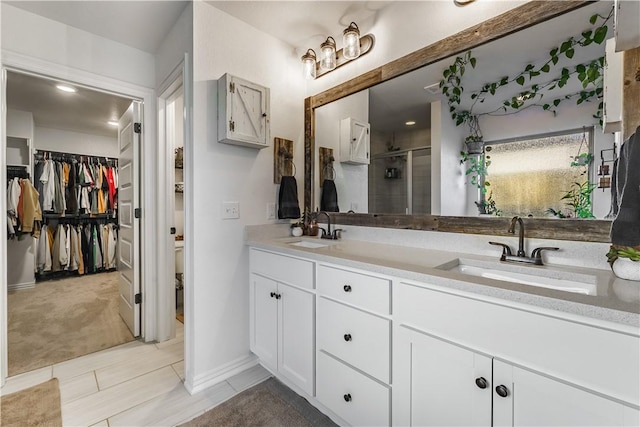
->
301;49;317;80
320;36;337;70
342;22;361;60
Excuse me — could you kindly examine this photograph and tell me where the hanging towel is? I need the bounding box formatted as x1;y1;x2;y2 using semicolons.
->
610;126;640;247
278;176;300;219
320;179;339;212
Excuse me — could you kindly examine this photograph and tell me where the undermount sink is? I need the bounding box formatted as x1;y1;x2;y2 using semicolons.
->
289;240;329;249
437;258;598;295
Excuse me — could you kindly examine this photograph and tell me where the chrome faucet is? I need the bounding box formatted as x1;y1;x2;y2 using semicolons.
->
489;216;559;265
317;211;344;240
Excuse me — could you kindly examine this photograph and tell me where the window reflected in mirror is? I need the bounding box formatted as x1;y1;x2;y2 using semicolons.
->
485;129;598;218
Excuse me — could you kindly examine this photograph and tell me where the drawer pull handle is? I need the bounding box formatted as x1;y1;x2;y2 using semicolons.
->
343;285;352;292
343;393;352;402
495;385;509;398
344;334;352;342
475;377;488;389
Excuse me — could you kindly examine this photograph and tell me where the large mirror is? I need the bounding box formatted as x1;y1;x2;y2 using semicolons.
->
305;1;616;242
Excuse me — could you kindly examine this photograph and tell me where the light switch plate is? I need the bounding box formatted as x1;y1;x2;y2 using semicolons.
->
222;201;240;219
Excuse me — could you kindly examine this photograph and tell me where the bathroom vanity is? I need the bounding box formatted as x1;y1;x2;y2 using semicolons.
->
248;234;639;426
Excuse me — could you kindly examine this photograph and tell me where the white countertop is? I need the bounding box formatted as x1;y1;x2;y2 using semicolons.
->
247;235;640;332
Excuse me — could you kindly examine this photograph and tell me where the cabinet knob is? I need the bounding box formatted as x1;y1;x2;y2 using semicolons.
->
495;385;509;398
343;393;352;402
475;377;488;389
275;293;281;300
344;333;352;342
343;285;352;292
270;292;276;298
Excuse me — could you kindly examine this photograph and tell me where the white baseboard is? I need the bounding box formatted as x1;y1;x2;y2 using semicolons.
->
7;281;35;292
185;353;258;395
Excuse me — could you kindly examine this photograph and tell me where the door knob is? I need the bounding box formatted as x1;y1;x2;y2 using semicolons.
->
344;333;352;342
343;285;352;292
343;393;352;402
495;384;509;398
475;377;488;389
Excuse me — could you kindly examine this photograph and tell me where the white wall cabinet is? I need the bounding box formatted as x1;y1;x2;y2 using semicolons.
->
249;249;314;396
217;73;270;149
614;0;640;52
340;117;370;164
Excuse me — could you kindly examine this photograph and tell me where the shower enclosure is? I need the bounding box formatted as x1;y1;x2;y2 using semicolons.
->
368;146;431;214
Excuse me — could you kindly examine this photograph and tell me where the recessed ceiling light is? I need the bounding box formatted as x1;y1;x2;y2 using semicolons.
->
56;84;77;93
405;121;416;126
108;121;119;126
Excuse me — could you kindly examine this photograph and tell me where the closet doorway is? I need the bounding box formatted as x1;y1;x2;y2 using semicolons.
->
4;70;142;377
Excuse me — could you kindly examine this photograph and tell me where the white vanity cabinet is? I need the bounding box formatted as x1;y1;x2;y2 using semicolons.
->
249;249;314;395
340;117;370;164
217;73;270;149
394;282;640;427
315;264;392;426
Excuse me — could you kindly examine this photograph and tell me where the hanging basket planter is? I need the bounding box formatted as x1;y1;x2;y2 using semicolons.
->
465;139;484;155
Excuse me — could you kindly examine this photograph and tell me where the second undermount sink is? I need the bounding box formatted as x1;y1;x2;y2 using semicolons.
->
289;240;329;249
437;258;598;295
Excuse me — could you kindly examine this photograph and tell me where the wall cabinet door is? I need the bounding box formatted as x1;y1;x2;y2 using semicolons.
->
493;360;633;427
393;326;492;426
217;73;270;149
278;282;314;396
250;274;278;371
340;117;370;164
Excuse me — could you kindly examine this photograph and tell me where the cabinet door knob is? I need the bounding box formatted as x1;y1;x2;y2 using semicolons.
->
275;293;281;299
269;292;276;298
343;393;352;402
344;333;352;342
475;377;488;389
495;385;509;398
343;284;352;292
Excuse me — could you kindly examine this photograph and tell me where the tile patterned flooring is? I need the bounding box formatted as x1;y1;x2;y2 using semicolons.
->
1;321;271;426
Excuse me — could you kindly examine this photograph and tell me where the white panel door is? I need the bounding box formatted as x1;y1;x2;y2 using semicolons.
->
118;102;141;337
250;274;278;371
493;360;629;427
394;326;492;426
278;282;314;396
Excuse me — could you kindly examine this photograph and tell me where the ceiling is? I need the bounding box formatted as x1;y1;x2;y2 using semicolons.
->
5;1;189;54
6;71;133;137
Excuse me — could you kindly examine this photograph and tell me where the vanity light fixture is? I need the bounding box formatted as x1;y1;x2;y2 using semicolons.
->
301;23;375;80
56;84;77;93
342;22;361;60
108;121;119;126
320;37;337;70
301;49;317;80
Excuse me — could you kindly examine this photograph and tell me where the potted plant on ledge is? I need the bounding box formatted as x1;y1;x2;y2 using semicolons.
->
607;246;640;282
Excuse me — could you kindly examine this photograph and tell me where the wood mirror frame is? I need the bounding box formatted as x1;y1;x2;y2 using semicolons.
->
304;0;612;243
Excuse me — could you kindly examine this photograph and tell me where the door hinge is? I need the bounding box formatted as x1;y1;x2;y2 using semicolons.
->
134;208;141;218
134;123;142;134
229;82;235;93
135;293;142;304
229;120;235;132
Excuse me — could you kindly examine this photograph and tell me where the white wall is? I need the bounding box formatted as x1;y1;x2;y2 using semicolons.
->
1;4;155;89
6;109;34;139
155;3;193;89
315;91;369;212
34;127;118;158
190;1;305;393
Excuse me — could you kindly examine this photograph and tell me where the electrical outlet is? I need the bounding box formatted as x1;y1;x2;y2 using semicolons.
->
267;203;276;220
222;201;240;219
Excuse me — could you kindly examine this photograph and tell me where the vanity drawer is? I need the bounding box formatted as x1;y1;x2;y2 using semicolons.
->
250;248;314;289
318;297;390;383
317;265;391;314
317;351;390;427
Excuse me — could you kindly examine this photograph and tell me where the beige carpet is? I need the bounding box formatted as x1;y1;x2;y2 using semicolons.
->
7;272;134;376
180;378;337;427
0;378;62;427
